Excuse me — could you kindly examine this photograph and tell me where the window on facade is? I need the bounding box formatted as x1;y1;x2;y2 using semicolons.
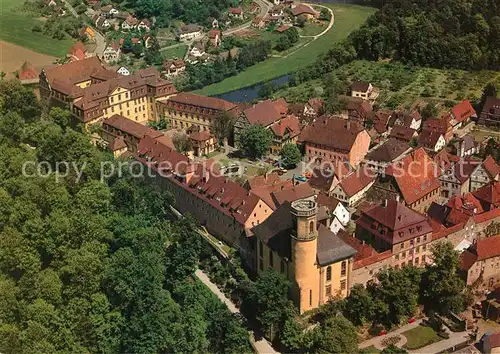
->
402;251;406;259
326;285;332;297
340;280;346;290
422;255;426;263
423;235;427;242
416;237;420;243
341;261;347;277
395;254;399;261
326;266;332;281
309;290;312;306
400;243;404;249
309;221;314;233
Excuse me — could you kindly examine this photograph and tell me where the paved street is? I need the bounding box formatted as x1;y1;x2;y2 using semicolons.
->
195;269;278;354
223;0;272;36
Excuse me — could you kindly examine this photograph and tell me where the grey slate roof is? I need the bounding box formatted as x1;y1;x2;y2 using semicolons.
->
317;225;357;266
252;201;357;265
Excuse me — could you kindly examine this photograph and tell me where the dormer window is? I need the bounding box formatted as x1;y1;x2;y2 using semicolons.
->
399;231;404;237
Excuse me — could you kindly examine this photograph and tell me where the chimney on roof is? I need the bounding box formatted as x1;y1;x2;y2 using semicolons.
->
395;194;400;203
346;121;351;130
382;199;387;207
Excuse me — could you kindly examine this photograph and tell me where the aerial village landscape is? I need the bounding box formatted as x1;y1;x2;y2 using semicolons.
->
1;0;500;353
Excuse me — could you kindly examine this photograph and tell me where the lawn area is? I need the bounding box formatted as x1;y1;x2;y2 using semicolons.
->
0;0;74;57
299;22;327;37
194;4;376;95
160;45;188;60
402;325;442;350
363;345;380;354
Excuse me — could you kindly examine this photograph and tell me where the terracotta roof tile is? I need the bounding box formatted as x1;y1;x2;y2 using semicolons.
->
299;115;365;152
473;181;500;209
108;136;127;151
386;148;440;205
365;138;411;162
350;81;370;92
165;92;237;112
476;234;500;261
269;115;301;137
339;169;375;197
417;130;443;149
189;130;213;142
272;182;315;206
242;99;288;126
103;114;163;139
451;100;476;123
459;250;478;271
483;155;500;179
389;125;416;142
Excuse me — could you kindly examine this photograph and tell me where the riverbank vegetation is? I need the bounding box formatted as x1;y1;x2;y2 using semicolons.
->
0;80;251;353
194;4;376;96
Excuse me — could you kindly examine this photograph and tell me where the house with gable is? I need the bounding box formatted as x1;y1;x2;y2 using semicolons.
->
350;81;380;102
376;148;441;213
417;130;446;152
470;155;500;192
102;41;121;63
355;199;434;268
299;116;371;168
268;115;301;154
234;98;288;146
331;168;375;207
122;15;139;30
316;192;351;234
207;29;222;47
439;158;480;201
137;19;151;32
454;135;479;158
473;181;500;211
364;138;413;174
479;96;500;127
448;99;477;131
460;234;500;289
308;162;350;195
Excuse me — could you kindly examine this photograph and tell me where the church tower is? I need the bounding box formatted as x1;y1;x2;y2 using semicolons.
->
290;199;319;313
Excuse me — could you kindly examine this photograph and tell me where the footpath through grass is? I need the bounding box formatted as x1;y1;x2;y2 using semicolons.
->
0;0;74;57
194;4;376;96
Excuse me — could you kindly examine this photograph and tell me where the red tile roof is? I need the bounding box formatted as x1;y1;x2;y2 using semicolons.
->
389;125;416;142
104;114;163;139
451;100;476;123
189;130;213;142
108;136;127;151
483;155;500;179
473;181;500;209
338;168;375;197
473;208;500;224
307;97;323;113
292;4;317;16
476;234;500;261
208;29;221;38
459;250;477;271
272;182;315;206
308;163;350;192
433;149;460;171
269;115;301;137
417;130;443;149
136;136;270;225
316;192;341;211
18;61;38;81
165;92;238;112
229;7;243;14
386;148;440;205
423;117;451;134
486;332;500;349
43;57;118;94
246;173;282;190
299;115;365;152
242;98;288;126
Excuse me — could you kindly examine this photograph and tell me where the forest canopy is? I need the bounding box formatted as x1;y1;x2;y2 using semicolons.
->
0;80;251;354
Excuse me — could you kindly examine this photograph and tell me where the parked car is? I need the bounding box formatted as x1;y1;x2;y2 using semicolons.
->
295;175;307;182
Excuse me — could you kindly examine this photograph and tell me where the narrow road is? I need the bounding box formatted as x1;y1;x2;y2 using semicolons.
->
358;319;424;350
223;0;272;36
61;0;79;18
195;269;278;354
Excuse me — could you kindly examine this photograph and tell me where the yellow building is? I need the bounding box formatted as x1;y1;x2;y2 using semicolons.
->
39;57;177;126
252;199;356;313
156;92;239;132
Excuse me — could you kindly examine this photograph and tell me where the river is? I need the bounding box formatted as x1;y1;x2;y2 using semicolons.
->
213;74;292;103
